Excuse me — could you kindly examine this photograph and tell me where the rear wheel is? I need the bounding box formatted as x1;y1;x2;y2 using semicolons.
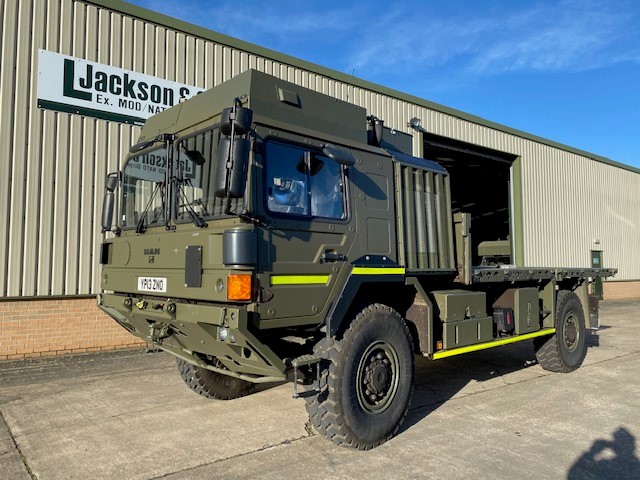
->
305;304;414;450
177;358;256;400
534;290;587;372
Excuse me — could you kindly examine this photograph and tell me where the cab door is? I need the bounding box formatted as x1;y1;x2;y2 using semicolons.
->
254;134;356;328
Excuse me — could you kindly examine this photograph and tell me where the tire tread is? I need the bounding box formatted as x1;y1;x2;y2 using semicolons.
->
534;290;586;373
177;358;256;400
305;303;414;450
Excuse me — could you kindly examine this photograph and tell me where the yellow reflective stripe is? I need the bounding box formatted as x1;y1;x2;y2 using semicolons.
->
270;275;330;286
351;267;406;275
432;328;556;360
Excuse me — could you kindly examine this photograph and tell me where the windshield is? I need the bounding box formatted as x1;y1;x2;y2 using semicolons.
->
122;147;167;229
175;127;243;222
121;127;244;230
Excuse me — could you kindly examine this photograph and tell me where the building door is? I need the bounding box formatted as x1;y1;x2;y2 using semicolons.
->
591;250;603;299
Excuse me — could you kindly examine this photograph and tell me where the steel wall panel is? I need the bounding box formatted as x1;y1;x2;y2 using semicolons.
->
520;146;640;279
0;0;19;296
7;0;31;297
0;0;638;299
78;119;96;294
22;2;46;296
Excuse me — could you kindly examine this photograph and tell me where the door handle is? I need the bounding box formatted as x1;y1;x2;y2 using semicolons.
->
321;251;346;263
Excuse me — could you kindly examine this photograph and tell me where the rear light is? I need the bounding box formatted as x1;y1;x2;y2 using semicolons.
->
227;273;252;301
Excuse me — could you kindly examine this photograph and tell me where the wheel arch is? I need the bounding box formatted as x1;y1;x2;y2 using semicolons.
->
325;275;410;337
325;274;435;355
557;279;592;328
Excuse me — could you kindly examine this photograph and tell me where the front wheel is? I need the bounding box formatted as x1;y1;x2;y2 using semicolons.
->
177;358;256;400
305;304;414;450
534;290;587;372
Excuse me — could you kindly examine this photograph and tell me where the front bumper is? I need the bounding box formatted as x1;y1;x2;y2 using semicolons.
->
98;293;286;383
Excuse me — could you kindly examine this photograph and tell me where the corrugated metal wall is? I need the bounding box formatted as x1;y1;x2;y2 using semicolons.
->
1;0;638;298
521;146;640;277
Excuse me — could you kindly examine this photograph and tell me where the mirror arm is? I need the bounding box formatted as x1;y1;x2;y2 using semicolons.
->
129;133;176;154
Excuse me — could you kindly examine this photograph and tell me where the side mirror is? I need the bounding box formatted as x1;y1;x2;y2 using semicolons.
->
182;147;206;166
322;144;355;166
105;174;119;192
367;115;384;147
220;106;253;136
101;172;120;233
215;99;253;207
215;138;250;198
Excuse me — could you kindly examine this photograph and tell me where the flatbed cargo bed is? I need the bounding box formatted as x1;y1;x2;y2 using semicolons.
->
471;266;617;283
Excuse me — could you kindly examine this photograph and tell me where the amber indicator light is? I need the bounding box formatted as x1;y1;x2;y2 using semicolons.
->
227;274;252;301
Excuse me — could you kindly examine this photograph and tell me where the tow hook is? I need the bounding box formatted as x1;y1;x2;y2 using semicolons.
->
148;323;170;343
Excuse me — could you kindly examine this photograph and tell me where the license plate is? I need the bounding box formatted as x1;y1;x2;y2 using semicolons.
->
137;277;167;293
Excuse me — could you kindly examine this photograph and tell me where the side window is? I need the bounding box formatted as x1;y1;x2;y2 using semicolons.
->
265;142;309;216
265;141;346;220
310;158;344;219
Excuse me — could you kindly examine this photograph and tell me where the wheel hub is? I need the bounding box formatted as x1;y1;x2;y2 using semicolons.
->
356;342;400;414
564;314;578;351
364;356;391;395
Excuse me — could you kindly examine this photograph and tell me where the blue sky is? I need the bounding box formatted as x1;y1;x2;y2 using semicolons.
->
129;0;640;168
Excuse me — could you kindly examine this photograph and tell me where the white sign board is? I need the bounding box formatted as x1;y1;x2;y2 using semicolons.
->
37;50;205;125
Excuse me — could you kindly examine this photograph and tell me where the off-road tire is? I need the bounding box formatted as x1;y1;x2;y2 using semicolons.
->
305;304;414;450
534;290;587;372
177;358;256;400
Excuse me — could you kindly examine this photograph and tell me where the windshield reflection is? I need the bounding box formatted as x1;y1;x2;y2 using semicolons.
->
122;147;167;230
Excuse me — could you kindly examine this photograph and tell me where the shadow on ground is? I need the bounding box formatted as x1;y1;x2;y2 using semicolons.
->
244;327;607;441
567;427;640;480
400;329;603;434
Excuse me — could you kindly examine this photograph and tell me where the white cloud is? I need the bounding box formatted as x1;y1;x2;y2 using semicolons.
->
131;0;640;77
133;1;359;39
338;0;640;78
467;1;635;74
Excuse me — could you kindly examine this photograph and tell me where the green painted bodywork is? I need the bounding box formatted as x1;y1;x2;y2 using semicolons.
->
511;157;525;266
98;70;612;381
431;290;494;349
99;71;411;379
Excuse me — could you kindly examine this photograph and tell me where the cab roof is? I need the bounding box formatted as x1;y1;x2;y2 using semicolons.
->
139;70;367;147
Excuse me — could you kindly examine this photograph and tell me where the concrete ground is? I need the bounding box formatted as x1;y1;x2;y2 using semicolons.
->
1;301;639;480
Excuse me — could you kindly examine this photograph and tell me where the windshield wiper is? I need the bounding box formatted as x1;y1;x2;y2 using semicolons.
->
136;182;163;234
176;179;207;228
238;208;267;227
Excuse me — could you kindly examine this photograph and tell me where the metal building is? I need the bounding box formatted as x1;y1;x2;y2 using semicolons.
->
1;0;638;359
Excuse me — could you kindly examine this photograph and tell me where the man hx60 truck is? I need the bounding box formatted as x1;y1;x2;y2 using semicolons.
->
99;70;615;449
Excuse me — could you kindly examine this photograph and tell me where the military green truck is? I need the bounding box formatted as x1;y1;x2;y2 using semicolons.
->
98;70;615;450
